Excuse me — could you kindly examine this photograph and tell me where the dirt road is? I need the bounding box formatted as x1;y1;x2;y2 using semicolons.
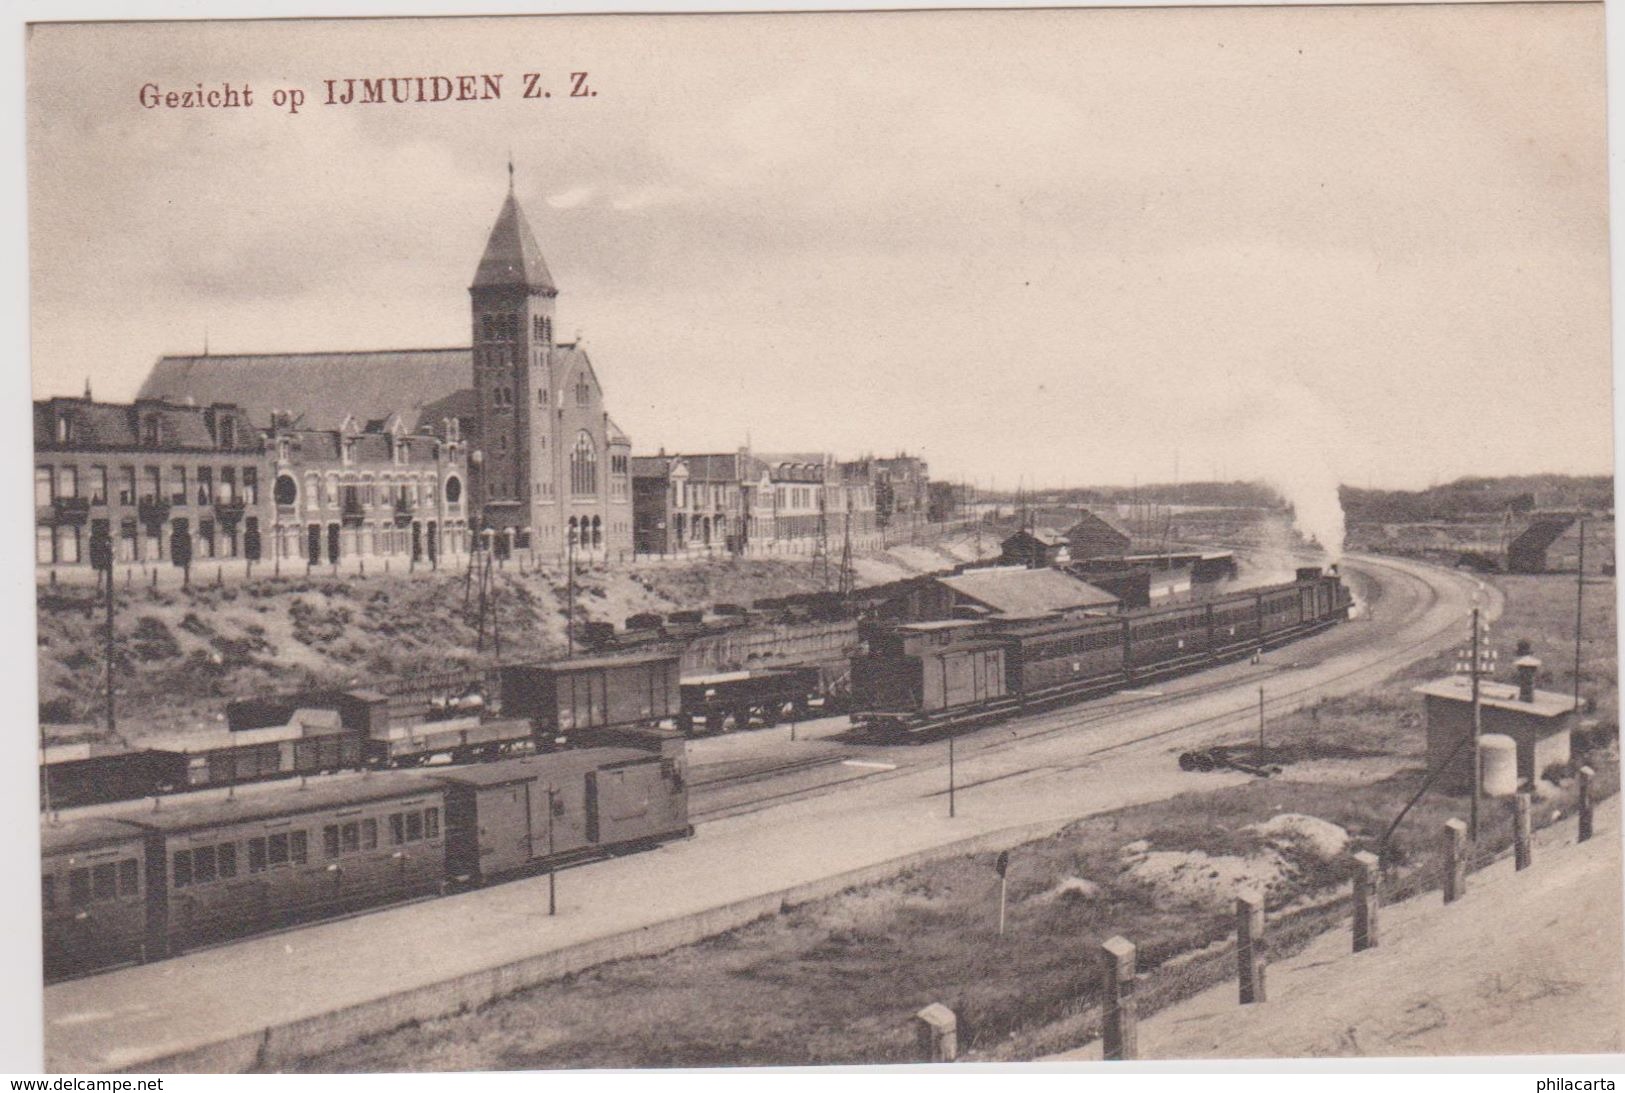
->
1053;799;1623;1061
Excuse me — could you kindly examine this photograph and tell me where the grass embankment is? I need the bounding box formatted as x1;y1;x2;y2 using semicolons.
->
38;531;1004;743
294;571;1619;1071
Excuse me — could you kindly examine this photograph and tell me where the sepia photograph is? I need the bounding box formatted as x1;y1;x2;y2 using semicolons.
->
18;0;1623;1076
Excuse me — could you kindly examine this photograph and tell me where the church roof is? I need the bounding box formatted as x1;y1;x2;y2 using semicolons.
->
472;192;557;292
140;348;471;431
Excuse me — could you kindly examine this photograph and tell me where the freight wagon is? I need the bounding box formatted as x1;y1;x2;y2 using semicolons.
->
499;653;682;744
42;652;686;809
676;667;824;734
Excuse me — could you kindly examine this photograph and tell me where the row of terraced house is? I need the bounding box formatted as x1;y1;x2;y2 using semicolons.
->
628;451;936;556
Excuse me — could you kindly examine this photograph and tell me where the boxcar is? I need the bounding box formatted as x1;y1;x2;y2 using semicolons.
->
41;818;152;980
40;745;189;810
135;772;448;957
499;653;681;742
435;740;689;885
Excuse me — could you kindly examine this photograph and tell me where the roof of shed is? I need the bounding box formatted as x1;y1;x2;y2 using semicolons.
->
1412;676;1579;718
937;567;1119;617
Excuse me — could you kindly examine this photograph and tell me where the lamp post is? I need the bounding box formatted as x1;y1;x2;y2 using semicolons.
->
547;785;558;916
566;526;577;656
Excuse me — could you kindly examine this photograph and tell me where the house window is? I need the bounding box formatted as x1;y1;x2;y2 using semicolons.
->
196;467;212;505
169;466;187;506
90;466;107;505
55;415;73;444
219;467;235;503
34;466;51;507
35;526;52;564
244;468;259;504
142;417;159;446
143;467;161;504
219;418;235;449
118;466;135;505
575;376;590;406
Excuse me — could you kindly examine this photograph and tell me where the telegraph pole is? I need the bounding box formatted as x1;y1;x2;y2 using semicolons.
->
547;785;558;916
1468;603;1484;843
838;509;854;597
39;716;52;821
1574;517;1586;715
566;529;577;656
104;552;116;736
948;734;956;818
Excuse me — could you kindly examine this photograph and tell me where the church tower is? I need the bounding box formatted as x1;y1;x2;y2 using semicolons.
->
468;165;557;548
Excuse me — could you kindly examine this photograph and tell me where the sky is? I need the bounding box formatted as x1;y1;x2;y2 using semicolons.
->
24;4;1614;491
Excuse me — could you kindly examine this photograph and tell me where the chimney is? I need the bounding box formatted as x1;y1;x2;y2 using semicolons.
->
1515;655;1541;703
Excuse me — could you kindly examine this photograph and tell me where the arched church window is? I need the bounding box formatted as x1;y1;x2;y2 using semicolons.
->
570;432;597;496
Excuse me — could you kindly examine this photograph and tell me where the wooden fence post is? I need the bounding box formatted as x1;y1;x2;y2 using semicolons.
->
914;1003;957;1062
1443;817;1468;904
1514;792;1532;871
1100;935;1138;1060
1579;766;1595;843
1236;895;1266;1004
1352;850;1380;952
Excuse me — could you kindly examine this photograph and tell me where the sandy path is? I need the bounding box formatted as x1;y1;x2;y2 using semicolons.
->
1052;799;1623;1061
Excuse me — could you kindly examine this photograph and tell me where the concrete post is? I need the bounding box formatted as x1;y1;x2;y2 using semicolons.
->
1352;850;1380;952
1443;817;1468;904
1236;895;1266;1004
1100;935;1138;1060
914;1003;957;1063
1579;766;1595;843
1514;792;1532;871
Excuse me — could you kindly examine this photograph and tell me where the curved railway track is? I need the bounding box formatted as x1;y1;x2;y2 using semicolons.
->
689;555;1492;822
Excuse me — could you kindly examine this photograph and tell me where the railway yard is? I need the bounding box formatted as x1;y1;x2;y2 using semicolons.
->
41;550;1524;1072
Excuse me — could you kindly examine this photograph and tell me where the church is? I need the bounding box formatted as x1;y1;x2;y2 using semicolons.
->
133;171;633;562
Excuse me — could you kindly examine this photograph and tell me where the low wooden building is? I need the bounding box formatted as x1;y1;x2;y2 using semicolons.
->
1000;528;1066;568
1064;509;1133;560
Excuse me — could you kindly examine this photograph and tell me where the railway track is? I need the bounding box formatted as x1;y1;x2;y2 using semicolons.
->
691;556;1490;822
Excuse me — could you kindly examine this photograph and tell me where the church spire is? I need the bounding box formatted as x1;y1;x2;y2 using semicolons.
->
470;171;557;294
